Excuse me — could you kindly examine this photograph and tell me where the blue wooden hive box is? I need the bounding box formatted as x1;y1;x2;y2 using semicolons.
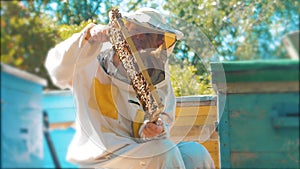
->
211;60;299;169
1;63;47;168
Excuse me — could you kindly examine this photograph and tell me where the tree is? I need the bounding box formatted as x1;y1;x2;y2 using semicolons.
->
1;1;58;88
24;0;148;25
162;0;299;95
164;0;299;61
169;62;214;96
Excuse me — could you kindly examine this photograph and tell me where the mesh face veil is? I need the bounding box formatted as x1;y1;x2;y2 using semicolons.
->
100;8;183;86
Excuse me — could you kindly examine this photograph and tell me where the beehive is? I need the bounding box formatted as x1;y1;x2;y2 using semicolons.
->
211;59;299;168
1;63;47;168
170;95;220;168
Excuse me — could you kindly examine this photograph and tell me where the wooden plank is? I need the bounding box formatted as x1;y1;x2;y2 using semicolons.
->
170;131;218;144
173;115;217;126
231;152;299;169
176;95;217;103
215;81;299;94
50;122;74;130
171;101;220;169
218;93;231;169
170;126;218;139
176;100;217;107
211;59;299;72
214;70;299;83
202;140;219;152
203;141;220;169
211;60;299;83
228;93;299;152
171;126;205;136
175;106;217;116
206;151;220;169
171;126;200;137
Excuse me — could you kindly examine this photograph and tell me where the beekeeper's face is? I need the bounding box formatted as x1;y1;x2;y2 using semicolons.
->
110;19;178;85
112;21;166;67
125;21;165;51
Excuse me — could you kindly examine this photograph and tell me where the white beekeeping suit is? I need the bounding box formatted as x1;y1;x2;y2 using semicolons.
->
45;7;214;169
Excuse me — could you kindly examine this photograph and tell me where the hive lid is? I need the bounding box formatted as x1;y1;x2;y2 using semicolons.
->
1;63;47;86
211;59;299;83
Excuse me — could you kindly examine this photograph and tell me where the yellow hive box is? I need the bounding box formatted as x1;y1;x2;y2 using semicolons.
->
171;95;220;169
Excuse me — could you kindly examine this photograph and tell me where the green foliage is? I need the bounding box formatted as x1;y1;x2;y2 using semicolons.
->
57;21;92;41
50;0;112;25
169;60;214;96
163;0;299;95
24;0;147;25
0;1;91;89
164;0;299;60
1;1;57;88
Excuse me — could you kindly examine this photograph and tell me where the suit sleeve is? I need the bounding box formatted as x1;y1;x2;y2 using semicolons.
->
45;24;105;89
160;80;176;128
